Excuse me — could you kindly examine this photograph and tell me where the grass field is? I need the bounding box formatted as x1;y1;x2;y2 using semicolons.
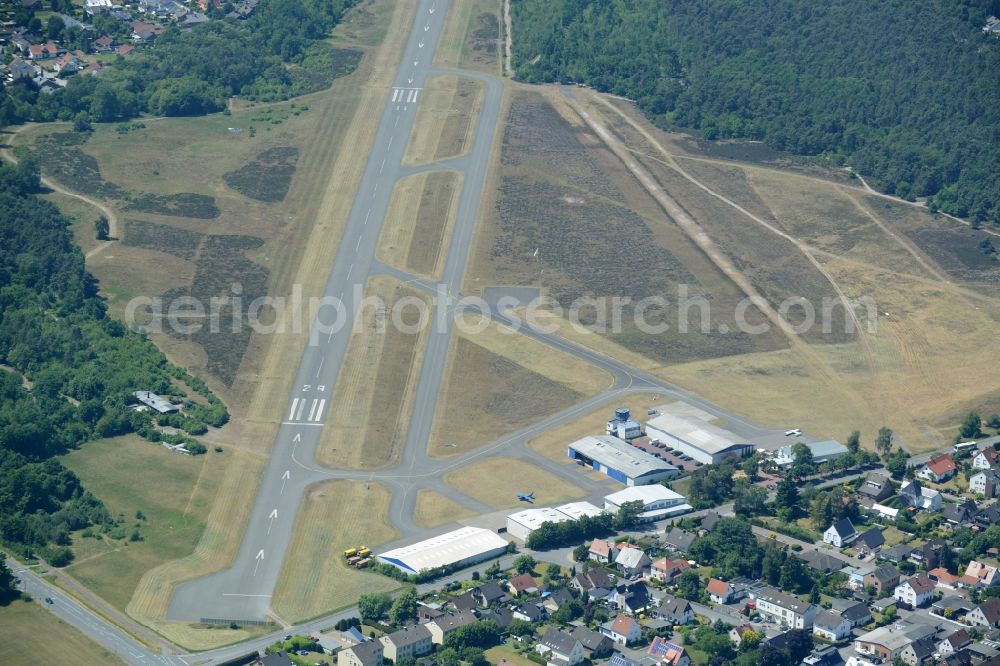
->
462;84;1000;451
403;75;485;166
485;645;537;666
0;599;126;666
434;0;501;74
412;490;476;528
427;316;611;458
316;276;431;470
271;481;399;623
377;170;461;279
444;457;588;509
58;435;221;613
527;393;669;463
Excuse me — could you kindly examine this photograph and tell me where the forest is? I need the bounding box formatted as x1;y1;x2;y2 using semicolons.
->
0;157;224;562
0;0;357;125
511;0;1000;224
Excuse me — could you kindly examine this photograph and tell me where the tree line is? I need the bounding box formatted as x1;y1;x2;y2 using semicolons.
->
511;0;1000;224
0;157;223;561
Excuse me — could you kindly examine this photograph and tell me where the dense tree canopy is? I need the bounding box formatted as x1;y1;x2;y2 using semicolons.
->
511;0;1000;223
0;159;223;557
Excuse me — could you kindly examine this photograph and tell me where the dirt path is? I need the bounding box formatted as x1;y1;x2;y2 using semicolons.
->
0;125;120;259
502;0;513;77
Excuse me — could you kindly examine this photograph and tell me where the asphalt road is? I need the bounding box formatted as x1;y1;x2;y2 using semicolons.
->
168;0;466;623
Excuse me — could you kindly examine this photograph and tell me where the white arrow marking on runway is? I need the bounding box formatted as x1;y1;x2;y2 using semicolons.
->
408;77;414;84
253;550;264;576
418;42;424;49
280;470;290;495
267;509;278;535
424;24;430;31
293;433;301;442
414;60;419;66
430;5;435;14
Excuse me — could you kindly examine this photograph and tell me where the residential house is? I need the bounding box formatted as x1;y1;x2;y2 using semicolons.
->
27;42;62;60
84;0;114;15
6;58;35;82
604;615;641;646
478;607;512;631
508;573;538;597
900;480;942;511
116;44;134;56
911;538;947;569
977;505;1000;529
541;588;574;615
973;448;1000;470
418;603;446;622
843;565;872;591
971;470;1000;498
663;528;696;553
657;597;693;626
939;629;972;657
864;564;900;597
939;649;974;666
53;52;79;75
94;35;114;52
446;592;476;613
812;610;852;641
589;539;616;564
615;546;651;578
900;635;936;666
338;641;384;666
831;599;872;627
569;627;612;660
536;628;584;666
799;549;843;574
572;569;613;599
854;623;936;663
928;567;961;590
608;653;642;666
968;598;1000;628
426;611;478;645
256;654;295;666
943;500;979;526
823;518;857;548
882;543;914;564
512;604;545;623
472;582;506;608
960;560;999;588
932;597;976;624
130;22;159;42
607;582;652;616
894;574;935;609
752;586;818;629
855;527;886;555
379;625;433;663
728;625;757;648
699;512;722;534
871;503;900;520
650;557;689;584
920;454;957;483
647;637;689;666
706;578;735;604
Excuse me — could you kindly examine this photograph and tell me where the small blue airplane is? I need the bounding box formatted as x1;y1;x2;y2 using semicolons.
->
517;491;535;503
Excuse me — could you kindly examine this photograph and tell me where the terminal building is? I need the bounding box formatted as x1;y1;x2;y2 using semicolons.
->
644;413;754;465
377;527;509;574
606;407;643;440
604;485;692;523
567;435;680;486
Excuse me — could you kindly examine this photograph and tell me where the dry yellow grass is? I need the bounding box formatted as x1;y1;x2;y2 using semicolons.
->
377;170;462;279
428;315;612;458
527;393;670;462
271;481;400;622
412;490;476;528
445;457;588;509
315;276;430;470
403;75;485;166
434;0;501;74
0;600;126;666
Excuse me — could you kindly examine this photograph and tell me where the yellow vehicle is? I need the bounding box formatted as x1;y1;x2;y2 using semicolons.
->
768;532;777;540
343;548;358;558
358;547;371;557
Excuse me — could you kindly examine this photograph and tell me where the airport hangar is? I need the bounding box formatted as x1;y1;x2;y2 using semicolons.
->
644;413;755;465
567;435;680;486
377;527;509;574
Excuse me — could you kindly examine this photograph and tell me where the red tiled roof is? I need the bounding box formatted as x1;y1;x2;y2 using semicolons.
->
706;578;730;597
610;614;637;636
926;454;957;476
509;573;537;593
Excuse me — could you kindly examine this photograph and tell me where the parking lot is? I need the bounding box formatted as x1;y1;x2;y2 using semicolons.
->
628;436;702;472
